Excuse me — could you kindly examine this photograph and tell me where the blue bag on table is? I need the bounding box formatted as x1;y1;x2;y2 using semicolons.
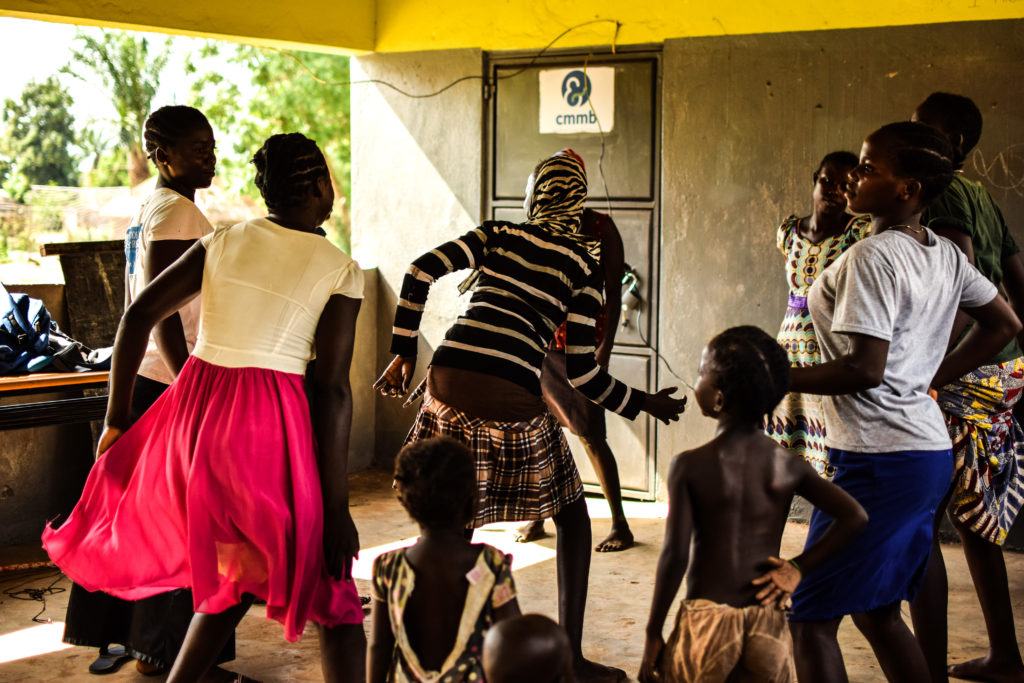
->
1;283;112;375
0;282;54;373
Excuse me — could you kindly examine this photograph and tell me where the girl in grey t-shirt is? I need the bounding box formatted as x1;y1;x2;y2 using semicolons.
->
785;122;1020;683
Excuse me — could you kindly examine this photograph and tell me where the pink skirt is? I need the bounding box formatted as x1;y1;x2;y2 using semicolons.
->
42;356;363;641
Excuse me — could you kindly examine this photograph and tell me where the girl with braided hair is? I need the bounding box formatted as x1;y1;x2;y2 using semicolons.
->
909;92;1024;683
59;104;235;676
44;132;366;682
786;122;1021;682
375;149;686;682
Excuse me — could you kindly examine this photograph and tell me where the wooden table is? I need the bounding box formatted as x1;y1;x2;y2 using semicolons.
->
0;371;109;431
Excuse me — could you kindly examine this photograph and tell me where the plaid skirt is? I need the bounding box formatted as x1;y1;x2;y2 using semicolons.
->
404;392;584;527
937;357;1024;545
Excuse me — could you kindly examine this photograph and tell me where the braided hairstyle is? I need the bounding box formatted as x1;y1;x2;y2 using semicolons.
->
707;326;790;421
252;133;330;212
867;121;956;205
915;92;983;168
394;437;477;529
813;150;859;183
143;105;211;160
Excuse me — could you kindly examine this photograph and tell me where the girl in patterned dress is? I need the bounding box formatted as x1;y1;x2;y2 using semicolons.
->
369;437;521;683
765;152;869;476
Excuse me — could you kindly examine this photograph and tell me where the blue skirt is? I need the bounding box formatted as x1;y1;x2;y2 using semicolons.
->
789;448;953;622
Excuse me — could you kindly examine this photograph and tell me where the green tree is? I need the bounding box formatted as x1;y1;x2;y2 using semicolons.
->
1;77;79;200
63;30;169;187
78;126;129;187
190;44;351;249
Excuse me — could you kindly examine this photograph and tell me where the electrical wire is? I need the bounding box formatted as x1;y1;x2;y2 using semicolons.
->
3;570;65;624
636;307;696;391
579;56;696;394
265;19;622;99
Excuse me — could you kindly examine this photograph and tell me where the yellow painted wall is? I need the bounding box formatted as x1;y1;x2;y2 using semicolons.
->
0;0;374;52
375;0;1024;52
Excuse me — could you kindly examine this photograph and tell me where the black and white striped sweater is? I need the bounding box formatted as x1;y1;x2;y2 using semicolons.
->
390;220;645;419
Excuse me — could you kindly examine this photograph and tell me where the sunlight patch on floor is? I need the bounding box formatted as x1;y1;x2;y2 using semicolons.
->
585;497;668;520
0;622;72;664
351;528;558;581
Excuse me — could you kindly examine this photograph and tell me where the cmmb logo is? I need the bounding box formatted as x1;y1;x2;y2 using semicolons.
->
561;70;592;107
539;67;615;134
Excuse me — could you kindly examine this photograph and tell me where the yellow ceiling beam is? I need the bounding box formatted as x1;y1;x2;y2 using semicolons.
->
0;0;374;53
1;0;1021;54
374;0;1024;52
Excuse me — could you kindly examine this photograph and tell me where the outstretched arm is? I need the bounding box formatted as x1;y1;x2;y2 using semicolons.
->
640;455;692;682
378;225;493;397
312;294;363;580
389;226;492;360
99;242;205;452
565;264;685;423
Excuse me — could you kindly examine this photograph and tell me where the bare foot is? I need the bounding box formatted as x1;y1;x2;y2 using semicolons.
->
575;659;627;682
595;525;634;552
949;655;1024;682
514;520;547;543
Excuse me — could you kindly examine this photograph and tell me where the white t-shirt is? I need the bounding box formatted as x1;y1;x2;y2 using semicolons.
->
193;218;364;375
808;229;998;453
125;188;213;384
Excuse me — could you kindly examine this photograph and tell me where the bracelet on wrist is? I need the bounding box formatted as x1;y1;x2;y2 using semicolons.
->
787;558;803;575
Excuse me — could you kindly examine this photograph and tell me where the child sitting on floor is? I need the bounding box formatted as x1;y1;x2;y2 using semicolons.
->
483;614;574;683
639;326;868;683
368;437;521;682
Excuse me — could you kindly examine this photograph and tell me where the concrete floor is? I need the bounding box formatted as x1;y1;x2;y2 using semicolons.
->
1;468;1022;682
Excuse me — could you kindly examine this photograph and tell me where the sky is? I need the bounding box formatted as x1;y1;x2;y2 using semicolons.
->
0;16;244;164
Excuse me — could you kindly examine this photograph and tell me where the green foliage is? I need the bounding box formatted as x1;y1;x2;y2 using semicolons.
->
190;44;351;250
78;127;129;187
63;30;169;186
1;77;79;200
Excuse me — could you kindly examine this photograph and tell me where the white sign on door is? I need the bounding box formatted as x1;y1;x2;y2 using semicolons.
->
538;67;615;135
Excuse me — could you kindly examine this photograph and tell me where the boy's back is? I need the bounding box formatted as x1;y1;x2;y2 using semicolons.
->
640;326;867;683
674;430;807;608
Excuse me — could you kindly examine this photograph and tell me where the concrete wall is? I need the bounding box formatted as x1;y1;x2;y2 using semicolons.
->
349;268;379;472
658;18;1024;476
347;20;1024;543
350;49;484;464
657;19;1024;544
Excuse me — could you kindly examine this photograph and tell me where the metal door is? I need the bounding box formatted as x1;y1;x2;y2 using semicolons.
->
484;48;662;498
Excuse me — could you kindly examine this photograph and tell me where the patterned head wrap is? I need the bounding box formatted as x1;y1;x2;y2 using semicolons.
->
526;149;588;235
459;150;594;295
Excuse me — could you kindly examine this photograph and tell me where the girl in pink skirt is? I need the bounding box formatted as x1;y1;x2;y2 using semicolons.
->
43;133;366;682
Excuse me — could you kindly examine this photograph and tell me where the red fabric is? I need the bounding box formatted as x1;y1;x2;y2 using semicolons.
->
42;356;363;641
553;310;606;351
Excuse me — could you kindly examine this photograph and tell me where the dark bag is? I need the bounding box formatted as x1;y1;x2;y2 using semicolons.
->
0;283;54;373
0;283;113;374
